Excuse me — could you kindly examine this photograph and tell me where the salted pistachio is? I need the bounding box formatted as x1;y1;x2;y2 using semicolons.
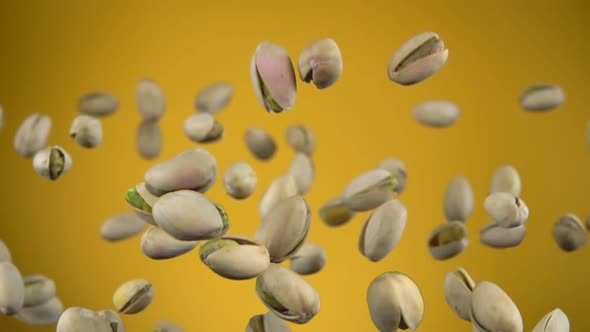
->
342;169;397;212
413;100;460;128
286;125;315;156
0;240;11;263
428;221;468;260
125;182;159;226
532;308;569;332
290;243;326;276
112;279;154;314
444;176;474;222
152;190;229;241
200;235;270;280
387;32;448;85
0;262;24;315
223;161;257;199
520;84;564;111
100;213;146;242
14;113;52;158
255;196;311;263
136;120;162;160
183;113;224;143
246;312;291;332
97;309;126;332
137;79;166;121
194;82;233;114
367;272;424;331
141;226;198;260
484;193;529;228
14;296;63;326
23;274;56;307
553;214;587;252
298;38;342;89
318;197;355;227
79;92;119;117
255;264;320;324
56;307;112;332
145;148;217;196
154;320;185;332
258;174;298;218
359;200;407;262
250;42;297;113
245;128;277;161
490;165;521;196
32;146;72;181
471;281;523;332
480;223;527;249
444;268;475;322
0;104;4;132
377;158;407;194
69;114;103;148
288;153;315;195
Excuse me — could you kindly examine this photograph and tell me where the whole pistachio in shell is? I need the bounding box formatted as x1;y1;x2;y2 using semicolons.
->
520;84;565;112
444;268;475;322
0;262;24;315
195;82;233;114
183;113;224;143
56;307;112;332
223;161;257;199
136;79;166;121
367;272;425;331
552;214;587;252
480;223;527;249
154;320;185;332
70;115;103;148
15;296;63;326
255;264;320;324
288;153;315;195
470;281;523;332
484;193;529;228
246;312;292;332
359;200;407;262
532;308;569;332
412;100;460;128
79;92;119;117
444;176;474;222
136;120;162;160
0;240;11;263
125;182;159;226
428;221;468;260
377;158;407;194
490;165;521;196
245;128;277;161
100;213;146;242
318;197;355;227
289;243;326;276
286;125;315;156
141;226;198;260
250;42;297;113
14;113;52;158
342;169;397;212
23;274;56;307
298;38;342;89
258;174;298;218
387;32;448;85
97;309;126;332
112;279;153;314
199;236;270;280
32;146;72;181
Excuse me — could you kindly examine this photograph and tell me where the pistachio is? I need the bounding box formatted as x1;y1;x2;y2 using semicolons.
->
552;214;587;252
490;165;521;196
444;268;475;322
258;174;298;218
377;158;407;194
14;296;63;326
69;114;103;148
152;190;229;241
245;128;277;161
154;320;185;332
444;176;474;222
387;32;449;85
520;84;564;111
359;200;407;262
484;193;529;228
194;82;233;114
223;161;257;199
0;262;24;315
286;125;315;156
200;236;270;280
532;308;569;332
289;243;326;275
298;38;342;89
100;213;146;242
342;169;397;212
480;223;527;249
288;153;315;195
250;42;297;113
22;274;56;307
13;113;52;158
137;79;166;121
112;279;154;314
32;146;72;181
318;197;355;227
428;221;468;260
183;113;224;144
141;226;198;260
367;272;424;331
79;92;119;117
413;100;460;127
470;281;523;332
0;104;4;132
136;120;162;160
145;149;217;196
587;214;590;232
97;309;126;332
246;312;291;332
0;240;11;263
56;307;112;332
255;264;320;324
125;182;159;225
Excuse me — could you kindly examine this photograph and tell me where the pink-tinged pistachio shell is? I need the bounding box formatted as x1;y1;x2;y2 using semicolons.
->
70;115;103;148
199;236;270;280
286;125;315;156
428;221;468;260
377;158;407;194
112;279;153;314
318;197;355;227
470;281;523;332
0;262;24;315
154;320;185;332
532;308;569;332
484;193;529;228
288;153;315;195
480;223;527;249
444;176;474;222
32;146;72;181
137;79;166;121
490;165;521;196
136;120;162;160
520;84;564;111
250;42;297;113
56;307;112;332
298;38;342;89
223;161;257;200
258;174;298;218
183;113;224;144
14;113;52;158
97;309;126;332
246;312;292;332
245;128;277;161
100;213;146;242
342;169;397;212
23;274;56;308
552;214;587;252
141;226;198;260
195;82;233;114
444;268;475;322
359;200;407;262
387;32;448;85
15;296;63;326
0;240;11;263
79;92;119;117
413;100;460;128
289;243;326;276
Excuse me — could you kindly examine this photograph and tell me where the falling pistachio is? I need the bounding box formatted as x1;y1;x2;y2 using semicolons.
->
56;307;112;332
199;236;270;280
136;79;166;121
223;162;257;199
112;279;154;314
444;268;475;322
290;243;326;276
183;113;224;143
532;308;570;332
136;120;162;160
79;92;119;117
15;296;63;326
377;158;407;194
318;197;355;227
0;262;24;315
70;115;103;148
342;169;397;212
141;226;198;260
14;113;52;158
286;125;315;156
245;128;277;161
552;214;587;252
428;221;468;260
359;200;407;262
298;38;343;89
32;146;72;181
194;82;233;114
520;84;565;111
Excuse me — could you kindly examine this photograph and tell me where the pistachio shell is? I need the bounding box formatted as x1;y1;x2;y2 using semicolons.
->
258;174;298;218
97;309;126;332
194;82;233;114
428;221;468;260
444;177;474;222
223;161;257;199
290;243;326;275
484;193;529;228
154;320;185;332
342;169;397;212
112;279;153;314
520;84;564;111
0;240;11;263
318;197;355;227
298;38;342;89
100;213;146;242
183;113;224;143
14;296;63;326
14;113;52;158
553;214;587;252
286;125;315;156
470;281;523;332
70;115;103;148
480;223;527;248
79;93;119;117
359;200;407;262
490;165;521;196
32;146;72;181
444;268;475;321
532;308;569;332
0;262;24;315
136;120;162;159
56;307;112;332
288;153;315;195
413;100;460;127
377;158;407;194
23;274;56;307
200;236;270;280
246;312;291;332
245;128;277;160
137;79;166;121
141;226;198;260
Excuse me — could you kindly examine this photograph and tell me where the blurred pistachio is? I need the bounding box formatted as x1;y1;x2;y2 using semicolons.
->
298;38;342;89
112;279;153;314
290;243;326;276
288;153;315;195
520;84;564;111
136;120;162;160
428;221;468;260
471;281;523;332
490;165;521;196
444;176;474;222
97;309;126;332
56;307;112;332
259;174;298;218
413;100;460;128
553;214;587;252
0;240;11;263
154;320;185;332
125;182;159;226
14;113;52;158
199;236;270;280
342;169;397;212
245;128;277;161
377;158;407;194
286;125;315;156
484;193;529;228
32;146;72;181
79;92;119;117
23;274;55;307
532;308;569;332
194;82;233;114
246;312;291;332
141;226;198;260
480;223;527;249
183;113;224;144
223;162;257;199
318;197;355;227
137;79;166;121
70;115;103;148
359;200;407;262
14;296;63;326
100;213;146;242
0;104;4;132
444;268;475;322
0;262;24;315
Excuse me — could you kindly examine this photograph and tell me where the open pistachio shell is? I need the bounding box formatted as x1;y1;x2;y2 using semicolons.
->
23;274;56;307
520;84;564;111
532;308;570;332
359;200;407;262
471;281;523;332
318;197;355;227
15;296;63;326
141;226;198;260
195;82;233;114
125;182;159;226
413;100;460;128
480;223;527;249
428;221;468;260
377;158;407;194
32;145;72;181
444;177;474;222
14;113;52;158
112;279;153;314
70;114;103;148
367;272;424;331
136;120;162;160
137;79;166;121
200;236;270;280
298;38;342;89
79;93;119;117
0;240;11;263
552;214;587;252
245;128;277;161
444;268;475;322
0;262;24;315
286;125;315;156
490;165;521;196
289;243;326;276
246;312;292;332
57;307;112;332
342;169;397;212
97;309;126;332
223;161;257;200
255;264;320;324
484;193;529;228
183;113;224;144
288;153;315;195
154;320;185;332
100;213;146;242
258;174;298;218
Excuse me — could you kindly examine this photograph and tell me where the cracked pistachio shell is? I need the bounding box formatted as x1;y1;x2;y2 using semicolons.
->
444;268;475;322
484;193;529;228
223;162;257;199
14;113;52;158
97;309;126;332
56;307;112;332
255;196;311;263
298;38;342;89
0;262;24;315
245;128;277;161
480;223;527;249
141;226;198;260
246;312;292;332
126;183;159;226
250;42;297;113
259;174;298;218
490;165;521;196
195;82;233;114
0;240;11;263
470;281;523;332
520;84;564;111
553;214;587;252
145;149;217;196
15;296;63;326
318;197;355;227
0;104;4;132
183;113;223;144
413;100;460;128
532;308;569;332
289;243;326;276
444;177;474;222
367;272;424;331
100;213;146;242
428;221;468;260
69;115;103;148
342;169;397;212
387;32;448;85
286;125;315;156
23;274;56;307
137;79;166;121
359;200;407;262
154;320;185;332
32;146;72;181
79;93;119;117
288;153;315;195
136;120;162;159
112;279;153;314
153;190;229;241
377;158;407;194
200;236;270;280
255;264;320;324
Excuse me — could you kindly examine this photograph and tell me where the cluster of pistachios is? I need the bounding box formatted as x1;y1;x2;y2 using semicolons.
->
184;82;231;144
74;92;120;150
136;79;166;159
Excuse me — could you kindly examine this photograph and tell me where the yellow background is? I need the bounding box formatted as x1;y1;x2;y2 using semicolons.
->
1;0;589;331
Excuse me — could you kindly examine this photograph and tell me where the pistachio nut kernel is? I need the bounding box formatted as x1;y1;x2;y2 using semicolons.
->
23;274;56;307
286;125;316;156
136;120;162;160
183;113;224;144
194;82;233;114
490;165;521;196
14;113;52;158
199;236;270;280
245;128;277;161
444;268;476;322
56;307;113;332
359;200;407;262
470;281;523;332
318;197;355;227
141;226;198;260
412;100;460;128
32;146;72;181
298;38;343;89
552;213;587;252
443;176;474;222
532;308;570;332
112;279;154;314
14;296;63;326
428;221;468;260
79;92;119;117
289;243;327;276
136;79;166;121
246;312;292;332
484;193;529;228
377;158;407;194
342;169;398;212
520;84;565;111
97;309;126;332
0;261;24;315
125;188;152;214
